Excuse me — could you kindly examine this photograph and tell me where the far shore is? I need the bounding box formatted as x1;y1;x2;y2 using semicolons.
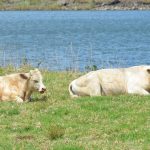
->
0;0;150;11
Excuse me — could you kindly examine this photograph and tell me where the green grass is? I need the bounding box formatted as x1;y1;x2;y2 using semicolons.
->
0;67;150;149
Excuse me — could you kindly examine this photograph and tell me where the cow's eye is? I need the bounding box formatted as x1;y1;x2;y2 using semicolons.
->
34;80;38;83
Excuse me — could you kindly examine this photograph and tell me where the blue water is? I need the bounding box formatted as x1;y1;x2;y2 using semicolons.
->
0;11;150;70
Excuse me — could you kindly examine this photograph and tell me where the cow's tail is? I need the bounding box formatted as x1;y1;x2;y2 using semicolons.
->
69;82;78;98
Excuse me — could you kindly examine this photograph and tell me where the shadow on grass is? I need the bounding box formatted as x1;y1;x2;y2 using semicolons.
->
16;135;34;141
29;95;48;103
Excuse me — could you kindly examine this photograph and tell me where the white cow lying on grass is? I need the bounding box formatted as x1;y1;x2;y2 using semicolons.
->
69;65;150;97
0;68;46;103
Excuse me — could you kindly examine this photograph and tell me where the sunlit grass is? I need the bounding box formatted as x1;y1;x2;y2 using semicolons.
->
0;67;150;149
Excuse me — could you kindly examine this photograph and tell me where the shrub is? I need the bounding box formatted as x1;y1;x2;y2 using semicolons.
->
47;125;65;140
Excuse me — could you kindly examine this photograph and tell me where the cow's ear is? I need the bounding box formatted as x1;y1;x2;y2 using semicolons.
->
30;68;39;75
147;69;150;74
20;73;29;80
34;68;39;72
30;70;34;76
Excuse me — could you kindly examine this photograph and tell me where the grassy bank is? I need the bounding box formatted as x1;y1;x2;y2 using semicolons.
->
0;0;150;10
0;67;150;149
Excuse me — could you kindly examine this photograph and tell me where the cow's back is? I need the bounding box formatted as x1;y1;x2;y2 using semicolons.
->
0;74;26;101
74;71;97;87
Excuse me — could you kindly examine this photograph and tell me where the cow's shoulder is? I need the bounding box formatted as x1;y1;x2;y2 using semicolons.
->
126;65;150;74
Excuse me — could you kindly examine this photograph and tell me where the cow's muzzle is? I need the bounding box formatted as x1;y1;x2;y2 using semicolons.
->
39;88;46;94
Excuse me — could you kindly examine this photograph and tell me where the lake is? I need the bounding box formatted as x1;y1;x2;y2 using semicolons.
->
0;11;150;71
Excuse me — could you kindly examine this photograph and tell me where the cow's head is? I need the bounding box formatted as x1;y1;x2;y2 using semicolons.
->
28;69;46;93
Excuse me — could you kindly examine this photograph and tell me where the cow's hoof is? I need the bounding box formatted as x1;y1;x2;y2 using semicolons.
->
16;97;24;103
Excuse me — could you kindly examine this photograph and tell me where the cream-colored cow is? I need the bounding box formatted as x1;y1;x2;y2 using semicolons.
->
0;68;46;103
69;65;150;97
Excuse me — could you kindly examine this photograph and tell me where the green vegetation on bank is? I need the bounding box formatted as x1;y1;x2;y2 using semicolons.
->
0;0;150;10
0;66;150;149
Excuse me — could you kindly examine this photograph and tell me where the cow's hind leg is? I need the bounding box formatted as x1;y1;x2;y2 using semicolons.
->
89;82;102;97
70;73;102;97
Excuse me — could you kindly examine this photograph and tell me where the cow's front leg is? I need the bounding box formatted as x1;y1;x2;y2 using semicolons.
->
128;87;150;95
25;91;32;101
137;89;150;95
2;93;24;103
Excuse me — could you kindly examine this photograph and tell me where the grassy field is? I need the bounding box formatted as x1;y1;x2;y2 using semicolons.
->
0;67;150;149
0;0;150;10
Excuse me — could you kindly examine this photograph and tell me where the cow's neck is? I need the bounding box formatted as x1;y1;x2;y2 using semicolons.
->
22;73;33;101
23;91;32;100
